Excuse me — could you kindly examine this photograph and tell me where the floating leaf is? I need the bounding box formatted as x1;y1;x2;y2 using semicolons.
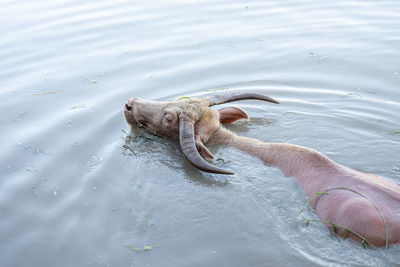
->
144;245;152;250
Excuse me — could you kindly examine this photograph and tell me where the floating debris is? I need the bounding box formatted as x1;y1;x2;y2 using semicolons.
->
31;186;39;197
26;164;40;173
82;78;98;84
145;216;154;228
123;245;142;252
27;90;63;96
216;158;232;165
309;52;327;61
122;144;137;157
124;243;159;252
177;96;192;100
170;216;174;233
121;129;129;135
89;155;103;166
70;104;87;110
341;92;362;99
206;87;229;92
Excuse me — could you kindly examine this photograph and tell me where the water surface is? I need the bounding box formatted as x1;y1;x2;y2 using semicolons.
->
1;0;400;266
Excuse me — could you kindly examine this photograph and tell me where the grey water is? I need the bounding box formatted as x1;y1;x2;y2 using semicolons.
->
1;0;400;266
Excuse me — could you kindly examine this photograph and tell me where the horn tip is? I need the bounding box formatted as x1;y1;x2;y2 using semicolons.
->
219;170;234;175
269;98;280;104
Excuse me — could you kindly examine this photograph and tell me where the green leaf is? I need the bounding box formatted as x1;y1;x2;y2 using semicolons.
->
121;128;129;135
144;245;152;250
361;239;367;249
330;223;338;234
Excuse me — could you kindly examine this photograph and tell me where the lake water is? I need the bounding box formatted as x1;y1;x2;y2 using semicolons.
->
1;0;400;266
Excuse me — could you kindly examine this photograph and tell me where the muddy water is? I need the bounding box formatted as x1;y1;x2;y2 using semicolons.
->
1;0;400;266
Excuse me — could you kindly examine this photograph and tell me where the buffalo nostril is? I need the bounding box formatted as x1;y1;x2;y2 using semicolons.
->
125;103;132;111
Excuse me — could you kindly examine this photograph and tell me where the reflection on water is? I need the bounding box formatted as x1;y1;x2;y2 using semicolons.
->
1;0;400;266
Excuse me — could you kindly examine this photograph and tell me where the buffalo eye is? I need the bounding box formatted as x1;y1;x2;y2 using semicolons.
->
164;113;173;123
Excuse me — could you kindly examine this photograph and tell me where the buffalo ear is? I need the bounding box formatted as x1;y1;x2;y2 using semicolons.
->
218;107;248;124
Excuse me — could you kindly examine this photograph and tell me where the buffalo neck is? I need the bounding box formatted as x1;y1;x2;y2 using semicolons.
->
210;128;340;190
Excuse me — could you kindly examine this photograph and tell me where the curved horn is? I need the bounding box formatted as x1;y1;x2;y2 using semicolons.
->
179;116;234;175
205;92;280;106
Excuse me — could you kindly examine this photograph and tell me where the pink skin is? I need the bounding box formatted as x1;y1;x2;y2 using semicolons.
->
124;97;400;247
